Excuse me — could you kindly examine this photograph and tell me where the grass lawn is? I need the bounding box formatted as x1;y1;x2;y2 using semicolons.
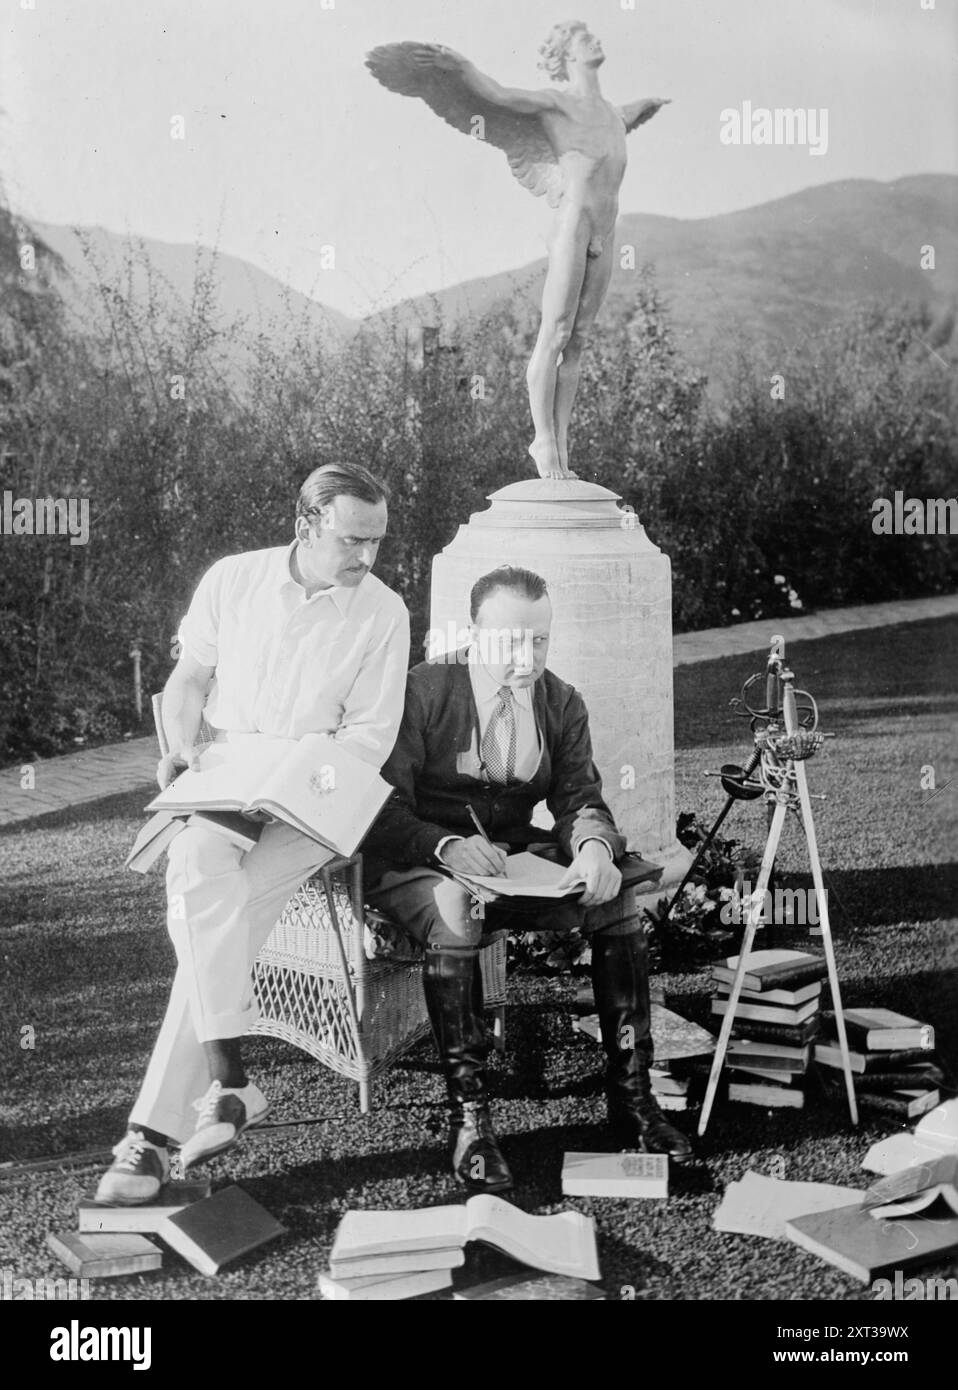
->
0;617;955;1302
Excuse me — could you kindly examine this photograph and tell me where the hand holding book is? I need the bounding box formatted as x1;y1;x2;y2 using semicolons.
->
157;746;202;791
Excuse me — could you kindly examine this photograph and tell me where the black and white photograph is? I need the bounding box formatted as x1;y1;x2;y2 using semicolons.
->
1;0;956;1350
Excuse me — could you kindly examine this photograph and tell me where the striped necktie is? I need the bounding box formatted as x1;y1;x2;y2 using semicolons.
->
481;686;517;784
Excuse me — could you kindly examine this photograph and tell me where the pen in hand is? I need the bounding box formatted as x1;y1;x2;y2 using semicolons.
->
465;804;507;878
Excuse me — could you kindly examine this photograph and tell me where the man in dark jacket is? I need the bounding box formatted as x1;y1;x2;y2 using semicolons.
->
363;566;692;1191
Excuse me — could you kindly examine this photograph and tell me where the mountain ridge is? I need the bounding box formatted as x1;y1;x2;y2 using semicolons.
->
24;173;958;390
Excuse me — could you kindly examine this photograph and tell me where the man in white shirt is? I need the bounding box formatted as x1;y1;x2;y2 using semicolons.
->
97;463;410;1204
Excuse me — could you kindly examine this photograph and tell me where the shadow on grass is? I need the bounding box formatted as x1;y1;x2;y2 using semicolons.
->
0;786;153;840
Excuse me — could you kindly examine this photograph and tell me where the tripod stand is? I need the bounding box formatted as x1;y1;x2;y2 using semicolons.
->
684;637;858;1136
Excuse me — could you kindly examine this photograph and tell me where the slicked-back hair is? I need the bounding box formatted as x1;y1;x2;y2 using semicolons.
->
470;566;550;622
296;463;389;520
537;19;588;83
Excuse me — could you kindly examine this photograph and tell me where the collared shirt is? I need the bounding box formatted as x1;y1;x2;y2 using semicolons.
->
177;542;410;768
469;653;541;783
435;651;612;864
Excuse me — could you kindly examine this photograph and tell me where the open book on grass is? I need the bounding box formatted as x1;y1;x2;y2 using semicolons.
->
329;1195;600;1281
148;733;390;857
862;1153;958;1220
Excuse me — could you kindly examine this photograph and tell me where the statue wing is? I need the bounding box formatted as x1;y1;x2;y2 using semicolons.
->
618;97;671;133
366;42;563;208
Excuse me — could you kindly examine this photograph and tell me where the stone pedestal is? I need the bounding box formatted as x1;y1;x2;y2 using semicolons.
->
429;478;691;892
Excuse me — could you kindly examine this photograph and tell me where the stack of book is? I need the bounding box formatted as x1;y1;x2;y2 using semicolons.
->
814;1008;942;1119
710;949;829;1110
48;1182;285;1279
318;1195;601;1301
649;1068;689;1111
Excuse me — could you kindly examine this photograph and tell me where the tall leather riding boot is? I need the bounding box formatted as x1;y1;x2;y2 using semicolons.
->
590;928;694;1163
422;946;514;1192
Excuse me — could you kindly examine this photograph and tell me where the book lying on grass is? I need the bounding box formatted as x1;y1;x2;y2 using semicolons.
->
820;1008;934;1053
832;1066;944;1093
453;1272;606;1300
46;1231;162;1279
815;1043;938;1074
863;1154;958;1220
713;1170;864;1241
785;1202;958;1283
328;1195;600;1282
148;733;391;857
863;1099;958;1176
78;1179;211;1233
317;1268;453;1301
712;996;818;1027
561;1152;668;1199
728;1081;804;1109
713;979;822;1008
727;1039;811;1073
156;1185;285;1276
711;950;827;993
855;1087;941;1121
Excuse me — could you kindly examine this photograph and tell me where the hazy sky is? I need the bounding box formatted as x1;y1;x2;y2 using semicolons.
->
3;0;956;317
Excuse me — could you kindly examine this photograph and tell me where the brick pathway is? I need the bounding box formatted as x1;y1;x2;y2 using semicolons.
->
1;592;955;829
672;592;958;666
0;737;156;829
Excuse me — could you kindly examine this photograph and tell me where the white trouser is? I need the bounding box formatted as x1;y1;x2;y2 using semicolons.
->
129;818;333;1144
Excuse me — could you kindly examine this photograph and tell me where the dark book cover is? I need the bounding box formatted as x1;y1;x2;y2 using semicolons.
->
157;1185;285;1275
731;1015;820;1046
785;1202;958;1283
856;1088;940;1119
821;1009;934;1052
849;1066;944;1093
711;951;827;992
816;1044;939;1073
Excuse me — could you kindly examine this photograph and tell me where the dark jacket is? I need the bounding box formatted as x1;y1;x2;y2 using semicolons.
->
362;653;626;887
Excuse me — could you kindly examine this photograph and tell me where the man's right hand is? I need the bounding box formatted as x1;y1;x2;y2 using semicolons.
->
157;747;201;791
438;836;508;878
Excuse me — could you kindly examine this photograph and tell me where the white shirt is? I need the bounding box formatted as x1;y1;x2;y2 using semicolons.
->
178;543;410;769
469;655;541;783
435;651;612;864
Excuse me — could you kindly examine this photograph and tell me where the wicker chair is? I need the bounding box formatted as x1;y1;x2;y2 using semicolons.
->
249;858;507;1113
150;696;507;1113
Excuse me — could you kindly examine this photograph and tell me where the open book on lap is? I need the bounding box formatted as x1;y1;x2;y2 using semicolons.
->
455;850;586;899
147;732;391;858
